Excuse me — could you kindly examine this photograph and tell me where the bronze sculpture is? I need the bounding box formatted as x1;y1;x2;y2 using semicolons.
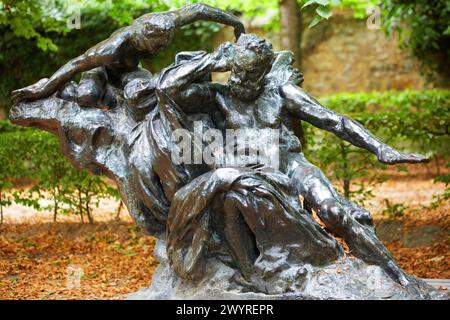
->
10;5;446;300
11;4;244;104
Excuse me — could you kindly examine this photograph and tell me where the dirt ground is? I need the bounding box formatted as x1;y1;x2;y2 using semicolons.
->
0;163;448;299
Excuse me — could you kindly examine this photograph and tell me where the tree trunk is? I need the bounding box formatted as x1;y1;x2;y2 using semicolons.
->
343;179;351;199
53;201;58;223
85;192;94;224
115;201;123;221
85;183;95;224
77;188;84;223
0;189;3;225
79;208;84;223
340;142;351;198
86;203;94;224
280;0;305;144
280;0;303;68
53;187;58;223
434;156;441;176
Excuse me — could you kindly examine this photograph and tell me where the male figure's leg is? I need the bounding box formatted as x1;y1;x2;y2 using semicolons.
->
288;154;417;288
289;154;373;227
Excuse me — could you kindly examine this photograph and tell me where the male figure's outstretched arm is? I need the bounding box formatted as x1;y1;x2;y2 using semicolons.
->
281;83;428;165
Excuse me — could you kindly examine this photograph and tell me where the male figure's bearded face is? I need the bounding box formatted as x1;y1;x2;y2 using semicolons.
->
228;63;271;101
227;34;274;102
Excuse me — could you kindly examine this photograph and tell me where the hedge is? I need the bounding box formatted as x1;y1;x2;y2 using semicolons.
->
0;126;118;224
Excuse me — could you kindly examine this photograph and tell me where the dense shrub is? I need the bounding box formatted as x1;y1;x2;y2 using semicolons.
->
381;0;450;85
0;125;118;223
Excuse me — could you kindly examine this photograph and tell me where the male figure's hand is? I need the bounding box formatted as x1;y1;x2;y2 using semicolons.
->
376;144;429;164
211;42;235;72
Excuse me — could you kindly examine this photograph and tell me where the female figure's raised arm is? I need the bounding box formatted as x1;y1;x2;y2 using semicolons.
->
173;3;245;39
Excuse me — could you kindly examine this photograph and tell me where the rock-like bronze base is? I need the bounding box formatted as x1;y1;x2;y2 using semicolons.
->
128;240;447;300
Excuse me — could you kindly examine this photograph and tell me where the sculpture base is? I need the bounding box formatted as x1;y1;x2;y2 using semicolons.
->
127;240;448;300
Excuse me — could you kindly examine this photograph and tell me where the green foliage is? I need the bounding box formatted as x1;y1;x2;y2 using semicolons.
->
63;170;118;224
0;122;118;223
380;0;450;84
427;160;450;211
333;0;379;19
0;0;169;51
303;89;450;205
0;0;68;52
0;124;39;223
382;199;407;220
14;129;77;222
302;0;333;28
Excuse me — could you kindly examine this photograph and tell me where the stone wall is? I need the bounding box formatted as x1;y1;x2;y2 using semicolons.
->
213;11;433;97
